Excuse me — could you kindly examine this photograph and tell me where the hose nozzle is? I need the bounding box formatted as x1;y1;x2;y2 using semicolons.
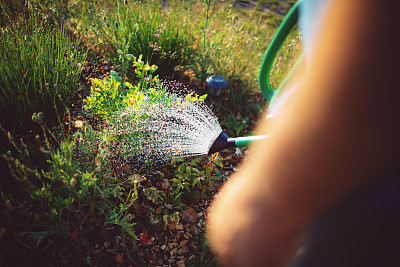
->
208;132;235;155
207;131;268;155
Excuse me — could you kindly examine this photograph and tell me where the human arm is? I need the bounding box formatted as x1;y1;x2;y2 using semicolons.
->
207;0;400;266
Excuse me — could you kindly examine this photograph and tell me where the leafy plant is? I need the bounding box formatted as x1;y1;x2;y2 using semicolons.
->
171;154;223;204
106;209;137;240
130;54;160;91
84;72;133;119
84;55;161;120
223;114;249;137
144;154;223;228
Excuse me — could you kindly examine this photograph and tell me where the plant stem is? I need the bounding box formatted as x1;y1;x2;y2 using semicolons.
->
203;0;210;54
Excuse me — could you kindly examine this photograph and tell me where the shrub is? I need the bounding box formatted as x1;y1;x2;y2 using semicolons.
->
84;55;160;120
0;19;85;135
84;72;134;119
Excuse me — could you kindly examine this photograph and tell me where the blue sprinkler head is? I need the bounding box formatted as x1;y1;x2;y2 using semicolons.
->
206;75;228;89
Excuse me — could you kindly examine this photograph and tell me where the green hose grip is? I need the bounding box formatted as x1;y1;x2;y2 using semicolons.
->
259;1;301;102
230;135;268;147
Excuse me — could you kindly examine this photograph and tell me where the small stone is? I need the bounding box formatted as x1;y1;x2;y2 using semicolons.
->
235;147;243;156
73;120;84;128
161;244;168;251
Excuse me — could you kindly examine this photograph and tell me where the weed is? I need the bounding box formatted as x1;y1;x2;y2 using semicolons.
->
223;114;250;137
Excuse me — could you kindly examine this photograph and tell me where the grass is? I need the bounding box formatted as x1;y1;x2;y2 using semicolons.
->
70;0;195;78
0;19;85;136
0;0;302;265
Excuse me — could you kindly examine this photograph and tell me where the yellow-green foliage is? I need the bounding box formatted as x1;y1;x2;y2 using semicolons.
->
84;74;132;119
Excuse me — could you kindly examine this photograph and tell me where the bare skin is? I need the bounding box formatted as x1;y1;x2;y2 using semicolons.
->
207;1;400;266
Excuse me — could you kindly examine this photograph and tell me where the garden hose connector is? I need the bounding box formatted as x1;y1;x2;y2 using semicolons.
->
208;131;268;155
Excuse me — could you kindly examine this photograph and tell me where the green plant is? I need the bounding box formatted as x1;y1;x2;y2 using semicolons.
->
171;154;223;204
130;54;160;91
144;185;183;226
84;71;133;119
84;55;161;120
223;114;249;137
0;19;85;135
144;154;223;228
0;118;137;265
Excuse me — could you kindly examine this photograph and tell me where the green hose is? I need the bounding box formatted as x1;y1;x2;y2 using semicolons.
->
234;2;302;148
258;1;301;103
231;135;268;147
